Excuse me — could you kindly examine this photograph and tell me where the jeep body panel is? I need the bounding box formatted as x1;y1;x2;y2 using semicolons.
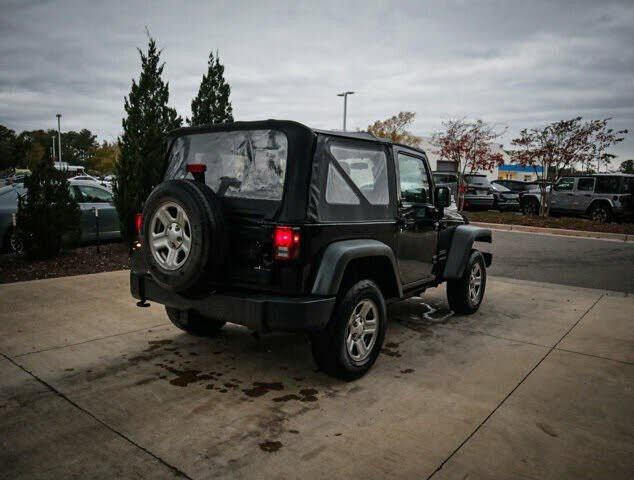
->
443;225;492;279
311;239;402;297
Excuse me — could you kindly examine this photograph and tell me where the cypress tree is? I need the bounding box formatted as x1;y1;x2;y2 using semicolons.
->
114;36;182;244
188;51;234;126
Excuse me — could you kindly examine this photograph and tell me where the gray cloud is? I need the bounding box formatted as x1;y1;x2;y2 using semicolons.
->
1;0;633;161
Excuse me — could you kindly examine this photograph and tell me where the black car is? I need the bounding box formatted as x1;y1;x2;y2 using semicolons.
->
130;120;492;379
462;174;495;210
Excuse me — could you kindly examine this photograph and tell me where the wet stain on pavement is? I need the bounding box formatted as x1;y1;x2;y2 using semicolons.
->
272;388;319;403
400;368;415;374
259;440;283;452
243;382;284;397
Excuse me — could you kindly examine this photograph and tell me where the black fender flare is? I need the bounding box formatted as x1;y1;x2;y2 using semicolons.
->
311;239;402;297
443;225;492;279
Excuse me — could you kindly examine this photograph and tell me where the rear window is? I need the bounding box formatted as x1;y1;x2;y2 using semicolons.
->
464;175;490;186
165;129;288;201
433;174;457;184
595;176;620;194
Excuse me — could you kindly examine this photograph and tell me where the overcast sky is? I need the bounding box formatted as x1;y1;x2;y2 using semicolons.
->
1;0;633;162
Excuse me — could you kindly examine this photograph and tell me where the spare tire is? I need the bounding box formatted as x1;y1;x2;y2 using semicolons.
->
142;179;226;293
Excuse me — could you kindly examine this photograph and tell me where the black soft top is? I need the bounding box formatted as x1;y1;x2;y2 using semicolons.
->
168;120;427;155
165;120;427;222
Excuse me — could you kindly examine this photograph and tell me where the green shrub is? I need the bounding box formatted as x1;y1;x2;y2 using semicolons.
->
16;160;80;259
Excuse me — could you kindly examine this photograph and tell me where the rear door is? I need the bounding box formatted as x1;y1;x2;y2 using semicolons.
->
573;177;595;212
395;150;437;285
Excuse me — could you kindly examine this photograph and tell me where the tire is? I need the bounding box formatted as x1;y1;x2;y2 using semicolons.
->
142;180;226;293
3;227;23;255
310;280;387;381
447;251;487;315
165;306;226;336
589;203;611;223
522;197;539;216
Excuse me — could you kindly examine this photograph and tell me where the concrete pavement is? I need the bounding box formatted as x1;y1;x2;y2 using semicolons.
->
0;271;632;479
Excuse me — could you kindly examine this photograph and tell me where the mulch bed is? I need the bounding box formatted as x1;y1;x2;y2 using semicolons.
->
465;211;634;235
0;242;130;284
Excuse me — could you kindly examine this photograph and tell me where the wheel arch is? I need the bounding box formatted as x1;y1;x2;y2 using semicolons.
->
443;225;492;280
585;198;613;215
311;239;402;299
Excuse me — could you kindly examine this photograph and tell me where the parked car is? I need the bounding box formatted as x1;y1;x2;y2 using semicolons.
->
491;179;532;193
0;179;121;254
69;174;112;188
130;120;493;380
520;173;634;222
462;174;495;210
490;182;520;210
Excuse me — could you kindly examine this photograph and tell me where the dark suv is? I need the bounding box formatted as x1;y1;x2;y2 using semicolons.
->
130;120;492;379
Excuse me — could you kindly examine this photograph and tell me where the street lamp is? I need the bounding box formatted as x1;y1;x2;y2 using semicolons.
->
56;113;63;170
337;91;354;131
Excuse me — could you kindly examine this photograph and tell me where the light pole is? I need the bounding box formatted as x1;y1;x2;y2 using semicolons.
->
56;113;62;170
337;91;354;131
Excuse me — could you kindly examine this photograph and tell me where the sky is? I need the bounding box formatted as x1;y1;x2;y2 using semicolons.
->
1;0;633;163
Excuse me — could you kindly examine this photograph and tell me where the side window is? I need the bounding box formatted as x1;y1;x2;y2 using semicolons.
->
554;177;574;191
595;176;620;194
326;144;389;205
576;178;595;192
398;153;430;203
77;185;113;203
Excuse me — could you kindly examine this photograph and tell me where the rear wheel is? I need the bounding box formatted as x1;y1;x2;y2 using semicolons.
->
447;251;486;314
165;306;226;336
589;203;611;223
311;280;386;381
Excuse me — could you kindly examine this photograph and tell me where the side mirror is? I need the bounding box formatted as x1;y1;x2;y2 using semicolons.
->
435;185;451;208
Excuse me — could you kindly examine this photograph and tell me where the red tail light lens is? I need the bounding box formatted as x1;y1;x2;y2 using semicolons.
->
273;226;300;260
135;213;143;236
186;163;207;174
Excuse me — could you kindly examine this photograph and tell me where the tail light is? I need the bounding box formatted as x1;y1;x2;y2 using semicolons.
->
135;213;143;236
273;226;301;260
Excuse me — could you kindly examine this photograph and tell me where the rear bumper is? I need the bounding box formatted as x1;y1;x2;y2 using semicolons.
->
131;273;336;333
463;195;494;208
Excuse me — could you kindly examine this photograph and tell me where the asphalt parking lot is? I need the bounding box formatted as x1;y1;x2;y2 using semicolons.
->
1;270;633;479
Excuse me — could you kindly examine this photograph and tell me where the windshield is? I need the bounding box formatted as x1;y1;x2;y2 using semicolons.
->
490;183;510;192
464;175;490;186
165;129;288;201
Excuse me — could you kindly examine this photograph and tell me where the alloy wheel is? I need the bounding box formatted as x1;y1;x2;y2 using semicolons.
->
468;262;483;306
149;202;192;271
345;299;379;363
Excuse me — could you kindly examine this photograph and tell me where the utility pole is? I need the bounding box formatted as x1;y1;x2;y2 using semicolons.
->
56;113;62;170
52;136;56;162
337;91;354;131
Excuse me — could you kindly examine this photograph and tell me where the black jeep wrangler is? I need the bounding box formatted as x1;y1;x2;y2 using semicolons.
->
130;120;492;379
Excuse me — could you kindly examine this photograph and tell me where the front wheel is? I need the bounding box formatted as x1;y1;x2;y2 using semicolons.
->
447;251;487;314
311;280;387;381
165;306;226;336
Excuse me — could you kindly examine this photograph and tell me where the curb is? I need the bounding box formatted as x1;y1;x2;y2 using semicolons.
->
471;222;633;243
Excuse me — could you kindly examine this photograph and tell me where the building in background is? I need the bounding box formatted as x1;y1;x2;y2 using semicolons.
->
497;164;543;181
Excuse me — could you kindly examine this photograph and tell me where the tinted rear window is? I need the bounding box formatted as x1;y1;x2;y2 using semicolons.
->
595;176;620;194
464;175;490;186
165;129;288;200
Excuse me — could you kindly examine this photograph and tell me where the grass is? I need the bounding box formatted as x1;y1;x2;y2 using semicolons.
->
465;210;634;235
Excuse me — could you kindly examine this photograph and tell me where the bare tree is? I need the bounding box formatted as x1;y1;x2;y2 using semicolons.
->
587;118;627;172
432;119;505;210
367;112;422;148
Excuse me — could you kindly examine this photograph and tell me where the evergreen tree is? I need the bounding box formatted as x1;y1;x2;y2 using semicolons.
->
188;51;234;126
16;159;80;259
114;36;182;244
